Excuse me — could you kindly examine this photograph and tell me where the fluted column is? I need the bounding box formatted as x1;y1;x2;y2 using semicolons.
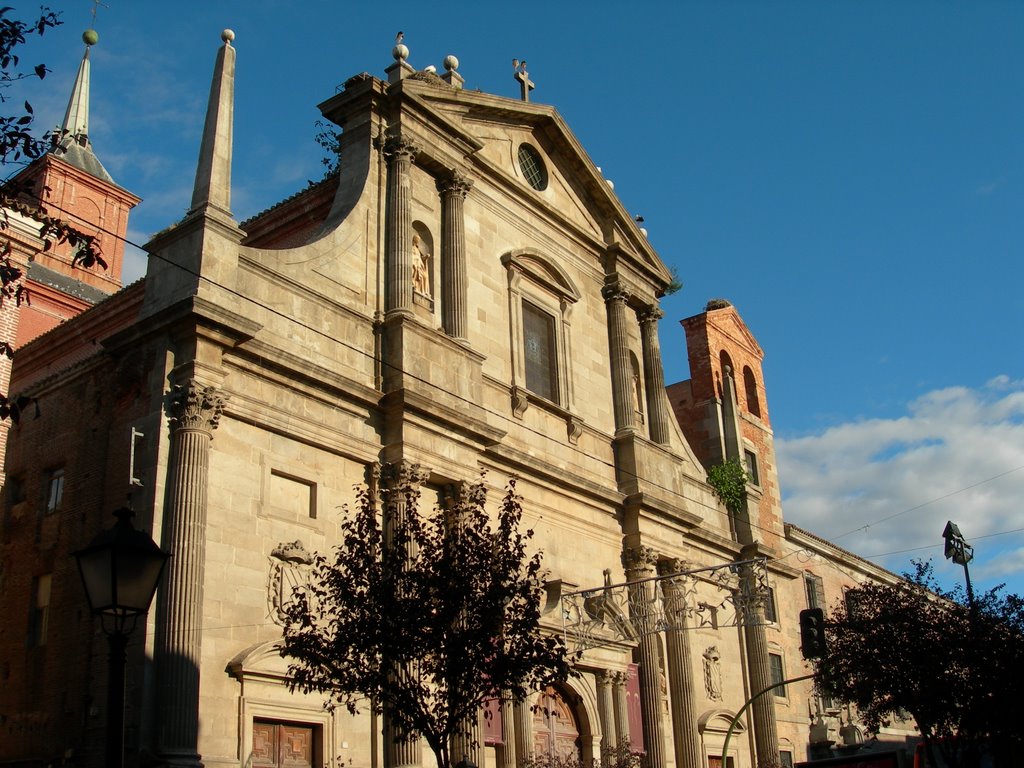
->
437;171;473;340
499;694;517;768
658;559;703;768
514;698;534;766
612;671;631;750
384;136;419;315
604;284;636;433
596;670;618;753
622;546;665;768
154;380;226;768
739;559;779;768
381;461;430;768
639;307;672;445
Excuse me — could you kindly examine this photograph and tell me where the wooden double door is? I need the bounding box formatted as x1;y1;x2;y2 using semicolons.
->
253;720;315;768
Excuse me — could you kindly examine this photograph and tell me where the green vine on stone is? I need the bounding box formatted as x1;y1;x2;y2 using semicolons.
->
707;459;749;515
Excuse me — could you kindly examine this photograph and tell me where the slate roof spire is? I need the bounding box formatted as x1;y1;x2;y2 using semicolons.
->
53;29;115;184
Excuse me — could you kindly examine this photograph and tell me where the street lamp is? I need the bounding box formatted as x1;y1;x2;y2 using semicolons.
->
942;520;975;613
74;507;170;768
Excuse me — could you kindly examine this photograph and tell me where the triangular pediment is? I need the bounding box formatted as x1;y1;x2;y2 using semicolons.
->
401;80;672;290
705;306;764;359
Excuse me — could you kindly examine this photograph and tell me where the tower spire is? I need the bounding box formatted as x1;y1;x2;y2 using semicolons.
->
60;31;97;143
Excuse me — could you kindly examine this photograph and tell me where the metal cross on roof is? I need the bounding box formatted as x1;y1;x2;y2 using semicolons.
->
514;59;535;102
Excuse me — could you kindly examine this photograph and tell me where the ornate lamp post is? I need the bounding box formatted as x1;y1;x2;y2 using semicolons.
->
74;507;170;768
942;520;976;614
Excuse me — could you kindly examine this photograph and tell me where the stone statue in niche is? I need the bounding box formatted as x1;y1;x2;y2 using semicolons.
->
703;645;723;701
411;233;431;296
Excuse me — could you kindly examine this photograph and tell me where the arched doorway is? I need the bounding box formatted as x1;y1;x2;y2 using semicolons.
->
532;686;582;760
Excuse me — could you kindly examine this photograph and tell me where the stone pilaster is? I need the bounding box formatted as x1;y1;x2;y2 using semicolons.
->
383;136;420;316
622;545;665;768
154;380;226;768
437;171;473;340
604;284;636;434
639;307;672;445
612;671;631;750
739;559;780;768
658;559;703;768
596;670;618;752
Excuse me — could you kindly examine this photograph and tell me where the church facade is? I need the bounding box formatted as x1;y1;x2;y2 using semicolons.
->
0;32;917;768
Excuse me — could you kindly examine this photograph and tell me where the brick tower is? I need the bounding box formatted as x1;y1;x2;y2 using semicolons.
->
6;29;140;348
668;298;784;546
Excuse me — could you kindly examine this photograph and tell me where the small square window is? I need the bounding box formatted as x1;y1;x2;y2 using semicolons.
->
769;653;786;697
44;468;65;513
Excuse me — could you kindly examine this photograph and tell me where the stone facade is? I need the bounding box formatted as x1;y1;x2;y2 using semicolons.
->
0;36;920;768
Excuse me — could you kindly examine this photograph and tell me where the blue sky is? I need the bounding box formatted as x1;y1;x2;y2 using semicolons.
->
8;1;1023;596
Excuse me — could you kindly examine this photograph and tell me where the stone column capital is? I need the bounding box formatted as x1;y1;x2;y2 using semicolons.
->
639;305;664;327
657;557;691;578
601;283;630;305
380;461;430;496
382;134;421;162
167;380;226;433
621;545;658;576
437;170;473;198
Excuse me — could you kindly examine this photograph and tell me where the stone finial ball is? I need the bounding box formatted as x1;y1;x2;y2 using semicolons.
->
82;29;99;46
393;43;409;61
443;55;459;72
221;29;235;43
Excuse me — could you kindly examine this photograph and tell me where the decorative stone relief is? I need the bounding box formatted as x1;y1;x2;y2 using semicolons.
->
703;645;723;701
267;540;314;626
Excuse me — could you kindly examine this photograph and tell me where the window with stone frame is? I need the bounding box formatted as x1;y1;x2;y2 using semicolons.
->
522;300;559;402
743;448;760;486
779;750;794;768
763;585;777;623
804;573;825;609
769;652;786;697
501;249;580;416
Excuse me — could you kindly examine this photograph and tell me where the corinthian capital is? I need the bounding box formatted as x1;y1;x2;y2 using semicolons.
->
621;545;658;575
382;134;421;161
639;306;664;327
167;380;227;433
601;283;630;305
437;170;473;198
380;460;430;496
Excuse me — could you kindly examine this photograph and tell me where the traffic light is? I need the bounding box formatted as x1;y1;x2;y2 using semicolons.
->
799;607;826;659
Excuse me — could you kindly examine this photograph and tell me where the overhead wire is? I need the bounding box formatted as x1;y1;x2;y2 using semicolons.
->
30;199;1024;581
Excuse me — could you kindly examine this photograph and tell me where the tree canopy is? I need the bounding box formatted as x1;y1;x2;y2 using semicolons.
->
819;561;1024;768
282;466;574;768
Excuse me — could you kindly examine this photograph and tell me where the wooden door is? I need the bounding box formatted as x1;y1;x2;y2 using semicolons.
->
532;687;581;759
253;720;314;768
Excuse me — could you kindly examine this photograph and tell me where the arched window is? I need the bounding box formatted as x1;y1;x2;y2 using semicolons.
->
743;366;761;417
718;351;734;399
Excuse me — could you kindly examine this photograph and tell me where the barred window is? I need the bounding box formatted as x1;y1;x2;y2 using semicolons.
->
763;586;777;623
517;143;548;191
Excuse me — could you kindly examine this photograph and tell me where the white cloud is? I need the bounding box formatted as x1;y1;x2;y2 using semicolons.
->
777;379;1024;592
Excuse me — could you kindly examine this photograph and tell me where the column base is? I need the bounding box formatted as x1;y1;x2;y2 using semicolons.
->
154;748;204;768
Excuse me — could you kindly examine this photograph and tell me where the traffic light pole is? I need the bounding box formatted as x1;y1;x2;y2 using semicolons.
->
720;673;816;766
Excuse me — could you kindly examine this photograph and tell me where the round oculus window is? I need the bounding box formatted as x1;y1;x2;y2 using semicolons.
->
518;143;548;191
